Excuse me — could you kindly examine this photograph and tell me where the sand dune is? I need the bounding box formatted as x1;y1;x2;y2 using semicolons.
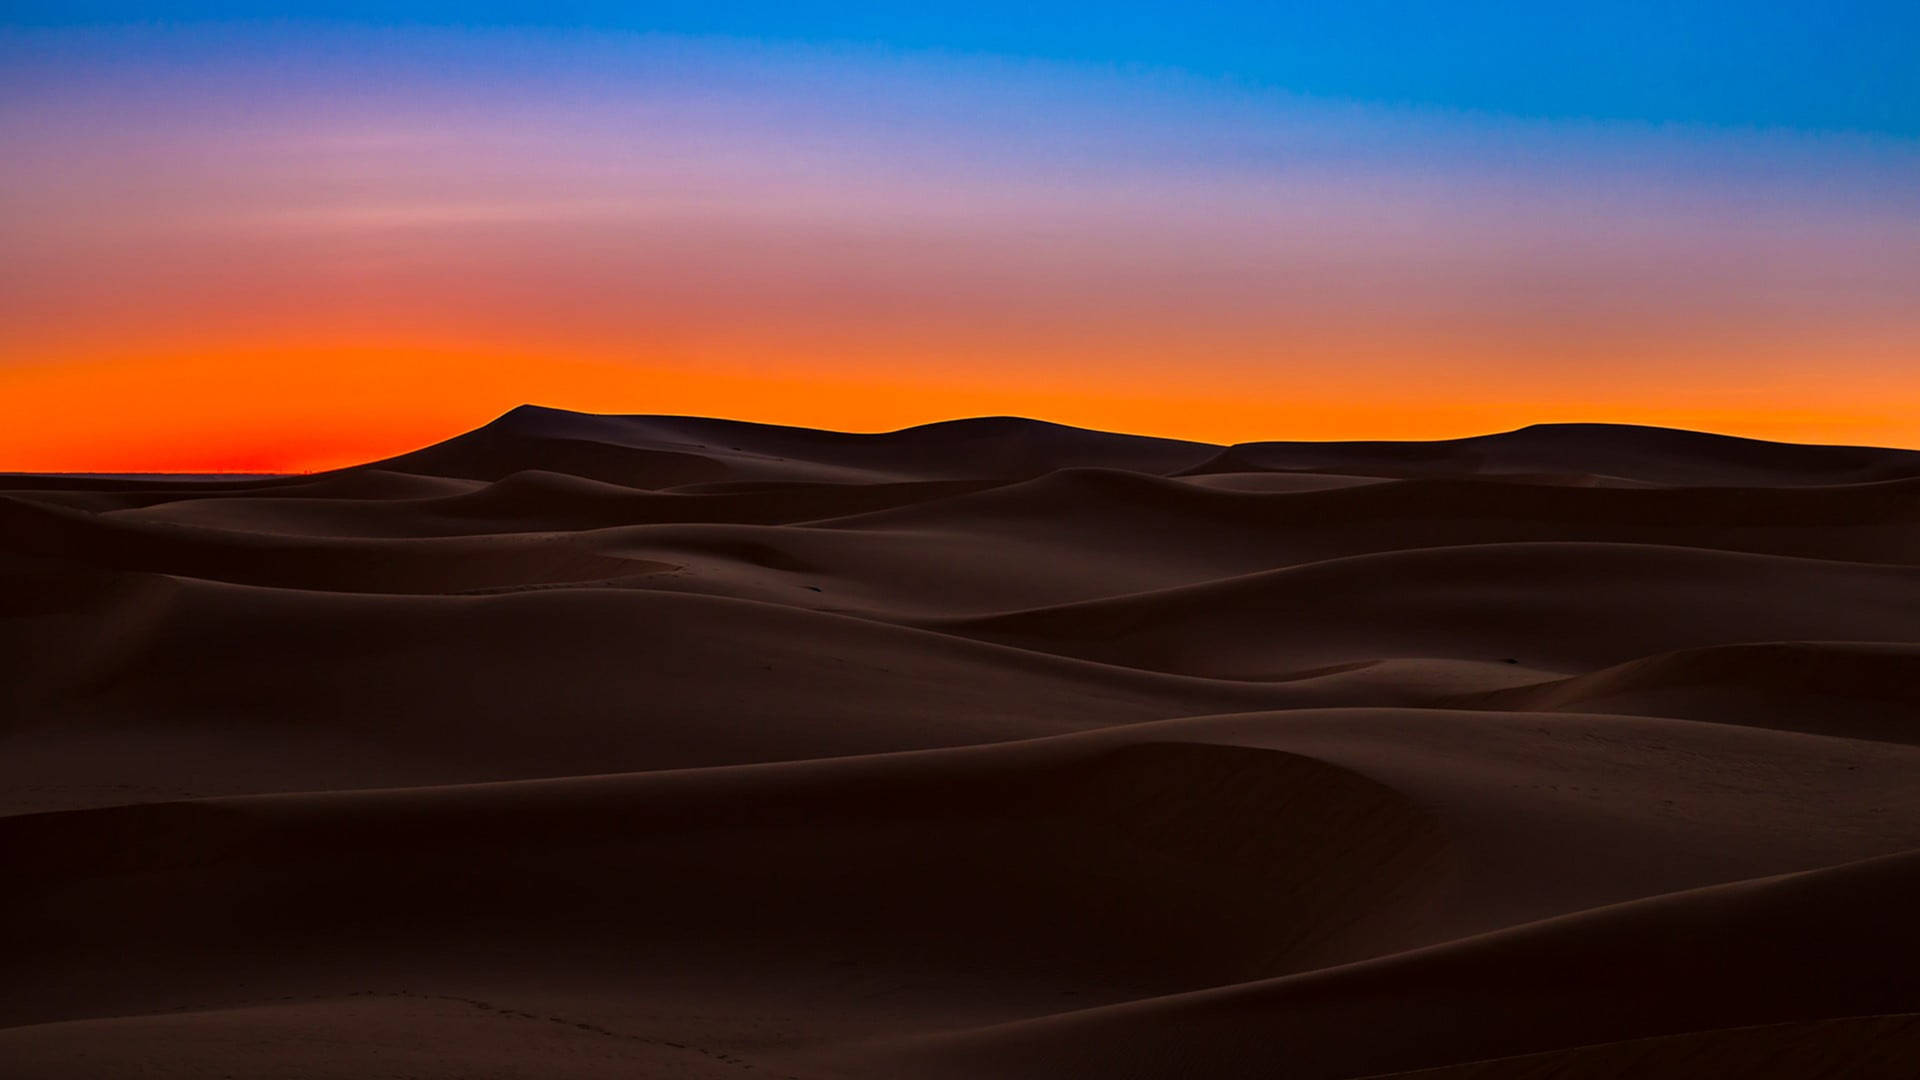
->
4;409;1919;1078
1196;422;1920;486
948;542;1920;675
1456;640;1920;743
857;847;1920;1079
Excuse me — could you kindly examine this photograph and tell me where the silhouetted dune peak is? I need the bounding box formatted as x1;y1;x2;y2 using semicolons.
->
1194;420;1920;486
356;407;1920;490
380;406;1219;483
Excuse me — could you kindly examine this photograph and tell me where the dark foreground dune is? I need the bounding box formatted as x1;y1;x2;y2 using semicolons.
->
5;407;1920;1078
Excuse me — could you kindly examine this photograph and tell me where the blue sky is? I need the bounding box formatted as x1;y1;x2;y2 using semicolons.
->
9;2;1918;135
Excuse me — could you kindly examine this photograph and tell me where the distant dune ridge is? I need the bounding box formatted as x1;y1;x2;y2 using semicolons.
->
4;407;1920;1078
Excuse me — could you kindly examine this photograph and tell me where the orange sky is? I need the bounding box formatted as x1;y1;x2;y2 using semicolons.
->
5;29;1919;471
6;339;1913;473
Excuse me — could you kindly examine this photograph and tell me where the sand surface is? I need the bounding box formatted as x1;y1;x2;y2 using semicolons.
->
5;407;1920;1077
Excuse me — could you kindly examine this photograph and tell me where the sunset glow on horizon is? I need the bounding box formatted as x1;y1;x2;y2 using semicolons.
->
5;10;1919;471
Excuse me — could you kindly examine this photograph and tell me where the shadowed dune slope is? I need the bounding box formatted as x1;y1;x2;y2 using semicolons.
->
4;409;1919;1079
824;467;1920;567
847;848;1920;1080
944;542;1920;676
1453;640;1920;743
1354;1015;1920;1080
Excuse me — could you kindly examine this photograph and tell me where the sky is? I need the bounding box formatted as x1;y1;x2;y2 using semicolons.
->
4;4;1918;470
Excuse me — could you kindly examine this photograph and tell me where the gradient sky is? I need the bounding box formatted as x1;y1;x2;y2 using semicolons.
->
4;4;1919;470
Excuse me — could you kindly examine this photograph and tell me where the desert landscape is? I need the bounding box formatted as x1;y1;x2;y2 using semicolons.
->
3;406;1920;1077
